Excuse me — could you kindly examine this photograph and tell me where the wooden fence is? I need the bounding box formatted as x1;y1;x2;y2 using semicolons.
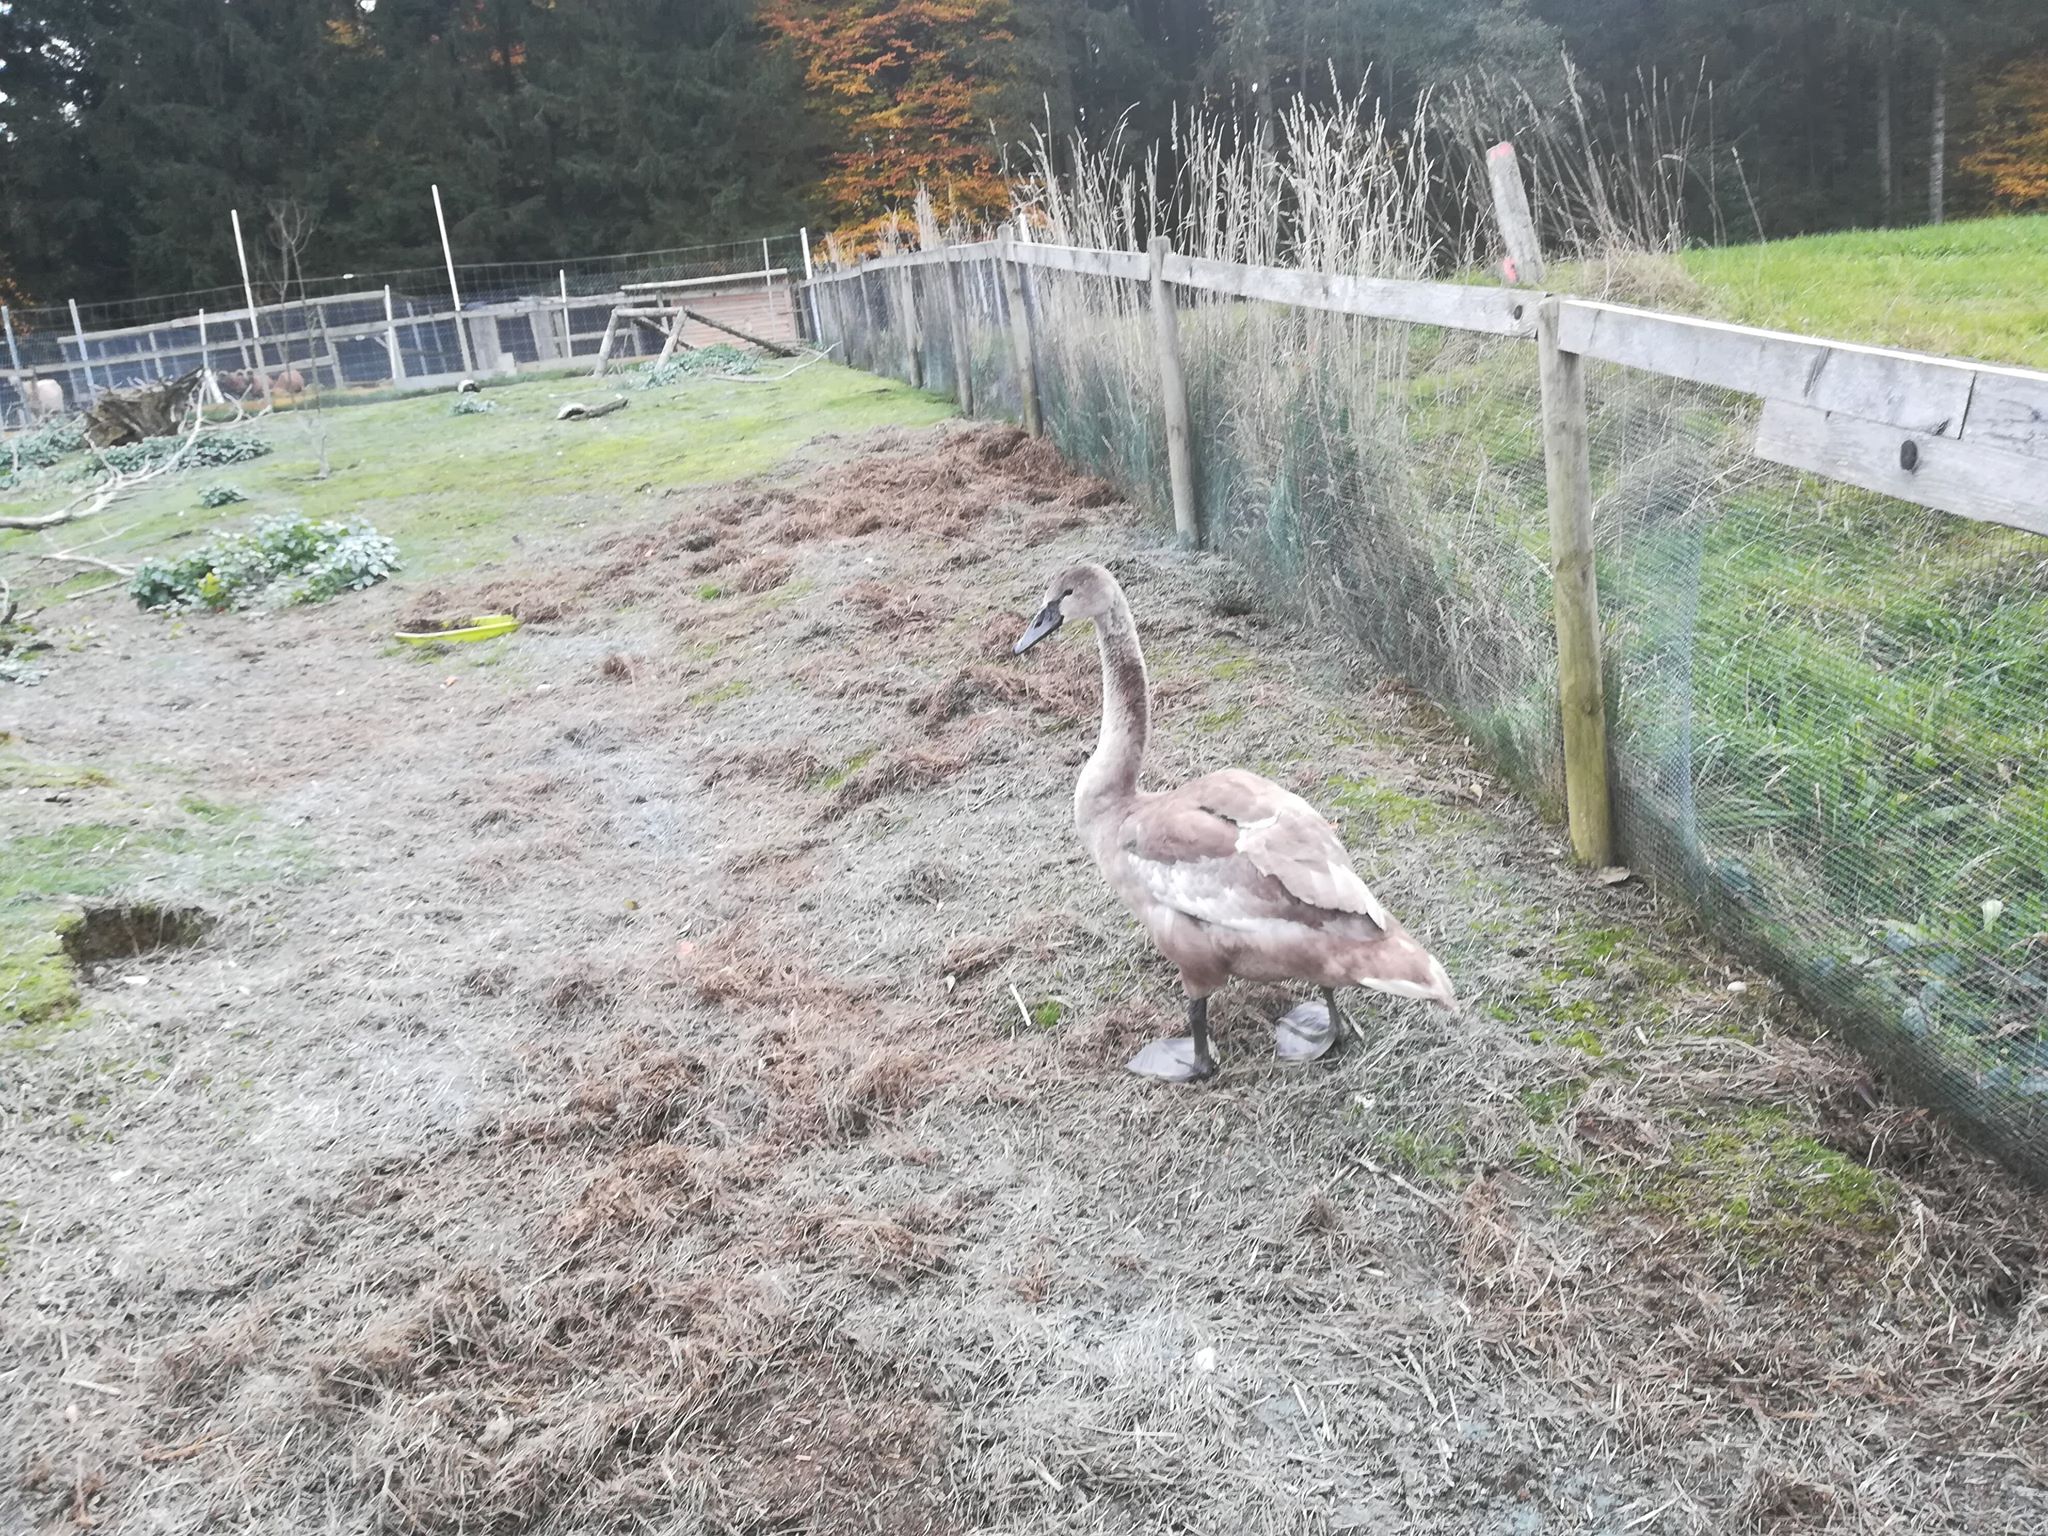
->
801;198;2048;873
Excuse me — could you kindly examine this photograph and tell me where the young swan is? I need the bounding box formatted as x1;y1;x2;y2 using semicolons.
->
1015;561;1456;1081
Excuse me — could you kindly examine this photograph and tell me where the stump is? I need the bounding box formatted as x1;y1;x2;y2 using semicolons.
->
84;371;205;448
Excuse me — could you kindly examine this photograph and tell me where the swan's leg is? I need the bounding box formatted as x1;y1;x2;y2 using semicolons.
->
1322;986;1352;1045
1127;995;1219;1083
1189;995;1216;1078
1274;987;1343;1063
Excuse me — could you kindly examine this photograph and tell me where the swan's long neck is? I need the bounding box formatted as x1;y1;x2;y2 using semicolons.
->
1075;592;1149;828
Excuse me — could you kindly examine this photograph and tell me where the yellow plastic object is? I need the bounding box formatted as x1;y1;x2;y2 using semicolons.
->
394;613;522;645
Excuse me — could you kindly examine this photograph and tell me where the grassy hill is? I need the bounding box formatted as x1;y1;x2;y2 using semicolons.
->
1678;215;2048;369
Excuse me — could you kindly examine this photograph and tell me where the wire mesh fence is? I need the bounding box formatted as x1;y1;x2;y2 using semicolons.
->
2;233;810;420
808;246;2048;1183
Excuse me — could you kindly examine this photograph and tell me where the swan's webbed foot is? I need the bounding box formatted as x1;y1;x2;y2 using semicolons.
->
1127;996;1218;1083
1127;1037;1216;1081
1273;987;1350;1063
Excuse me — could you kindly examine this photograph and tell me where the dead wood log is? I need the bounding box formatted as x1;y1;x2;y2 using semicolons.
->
680;308;796;358
556;397;629;421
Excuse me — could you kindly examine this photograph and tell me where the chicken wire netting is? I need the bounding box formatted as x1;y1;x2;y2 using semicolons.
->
809;257;2048;1180
1585;364;2048;1181
816;257;1019;423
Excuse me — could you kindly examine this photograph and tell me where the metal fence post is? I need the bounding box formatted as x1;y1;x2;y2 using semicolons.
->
432;183;478;377
2;305;20;375
1147;237;1200;549
384;285;406;383
230;208;276;410
1535;296;1616;867
998;225;1041;435
67;299;96;401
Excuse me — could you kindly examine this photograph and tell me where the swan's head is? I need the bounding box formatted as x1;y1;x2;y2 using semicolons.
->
1013;562;1119;654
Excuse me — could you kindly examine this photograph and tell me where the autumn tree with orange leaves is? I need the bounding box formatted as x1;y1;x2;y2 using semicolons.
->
1964;54;2048;208
765;0;1017;248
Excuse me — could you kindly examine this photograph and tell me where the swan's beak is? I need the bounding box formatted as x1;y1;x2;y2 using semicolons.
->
1013;600;1064;655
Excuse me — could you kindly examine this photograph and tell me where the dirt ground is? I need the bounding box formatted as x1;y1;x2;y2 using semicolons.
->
3;413;2044;1534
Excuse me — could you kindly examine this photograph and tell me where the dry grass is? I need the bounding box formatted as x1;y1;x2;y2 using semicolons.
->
4;418;2043;1536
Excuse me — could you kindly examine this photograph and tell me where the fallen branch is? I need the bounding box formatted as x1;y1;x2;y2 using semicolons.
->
58;580;130;606
0;400;206;532
680;307;796;358
728;348;834;384
31;551;134;578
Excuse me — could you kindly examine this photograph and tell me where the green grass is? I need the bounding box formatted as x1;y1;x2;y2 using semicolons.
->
1678;215;2048;368
1;782;317;1046
0;363;955;609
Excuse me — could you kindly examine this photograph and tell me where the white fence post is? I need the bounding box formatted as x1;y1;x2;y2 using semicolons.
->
432;183;478;377
2;306;20;375
558;270;573;359
384;285;406;383
798;229;820;344
230;208;276;409
67;299;96;401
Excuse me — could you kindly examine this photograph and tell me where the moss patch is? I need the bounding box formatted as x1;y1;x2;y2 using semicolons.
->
1567;1109;1896;1271
686;678;753;709
1326;775;1457;836
813;748;878;793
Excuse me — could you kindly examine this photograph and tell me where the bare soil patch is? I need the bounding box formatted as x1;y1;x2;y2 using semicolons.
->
2;419;2043;1535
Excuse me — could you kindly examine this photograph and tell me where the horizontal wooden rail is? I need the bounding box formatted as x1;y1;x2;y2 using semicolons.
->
623;269;789;292
796;237;2048;530
1557;299;2048;463
1005;243;1150;282
1163;252;1537;337
1758;402;2048;537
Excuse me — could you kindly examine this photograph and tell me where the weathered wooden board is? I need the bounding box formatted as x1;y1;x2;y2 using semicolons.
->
1559;301;1979;440
1962;369;2048;460
1756;399;2048;537
1160;253;1536;337
1004;243;1150;282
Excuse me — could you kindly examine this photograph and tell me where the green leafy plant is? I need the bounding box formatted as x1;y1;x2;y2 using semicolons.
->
80;430;272;480
129;515;399;613
450;395;498;415
10;421;86;467
197;483;248;508
637;344;758;389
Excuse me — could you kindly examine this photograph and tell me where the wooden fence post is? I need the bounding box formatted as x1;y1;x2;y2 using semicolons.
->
1535;297;1615;867
590;308;622;377
1147;236;1200;549
942;249;976;416
896;265;924;389
1486;142;1546;286
998;226;1042;435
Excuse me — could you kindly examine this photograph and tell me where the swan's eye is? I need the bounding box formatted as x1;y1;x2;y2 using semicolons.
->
1061;588;1073;599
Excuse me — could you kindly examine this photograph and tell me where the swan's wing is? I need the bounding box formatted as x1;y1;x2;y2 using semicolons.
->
1120;769;1389;929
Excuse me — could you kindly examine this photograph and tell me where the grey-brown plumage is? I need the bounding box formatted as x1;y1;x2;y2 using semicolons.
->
1014;562;1455;1081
